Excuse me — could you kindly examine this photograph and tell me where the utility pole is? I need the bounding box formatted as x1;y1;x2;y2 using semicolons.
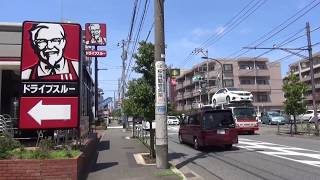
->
155;0;168;169
120;40;127;129
306;22;319;136
193;48;209;104
243;22;319;136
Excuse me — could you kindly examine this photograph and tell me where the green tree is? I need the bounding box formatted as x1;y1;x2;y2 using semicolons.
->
283;74;307;134
123;41;156;157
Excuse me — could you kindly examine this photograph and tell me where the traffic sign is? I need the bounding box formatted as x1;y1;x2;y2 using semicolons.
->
20;21;81;129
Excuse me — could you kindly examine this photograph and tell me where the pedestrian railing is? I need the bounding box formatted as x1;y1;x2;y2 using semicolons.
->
134;125;156;151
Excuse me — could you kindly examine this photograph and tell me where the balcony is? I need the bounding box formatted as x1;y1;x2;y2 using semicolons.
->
184;104;192;111
176;105;183;111
192;90;200;96
176;83;183;90
184;91;192;98
238;69;269;77
183;79;192;87
239;84;271;91
176;94;184;100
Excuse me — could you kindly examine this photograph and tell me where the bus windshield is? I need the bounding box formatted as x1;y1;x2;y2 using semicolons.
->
233;108;256;119
203;111;235;130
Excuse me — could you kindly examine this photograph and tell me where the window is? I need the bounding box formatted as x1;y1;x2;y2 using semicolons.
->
239;64;253;70
209;80;216;86
240;79;254;85
189;114;200;125
203;111;234;130
256;63;267;69
223;64;233;72
223;79;234;87
256;93;268;102
209;65;215;71
256;79;269;85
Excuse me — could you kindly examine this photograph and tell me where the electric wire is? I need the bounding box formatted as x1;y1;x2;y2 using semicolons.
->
229;0;320;59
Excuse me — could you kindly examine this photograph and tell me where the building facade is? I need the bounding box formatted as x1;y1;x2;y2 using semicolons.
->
175;57;284;113
289;52;320;108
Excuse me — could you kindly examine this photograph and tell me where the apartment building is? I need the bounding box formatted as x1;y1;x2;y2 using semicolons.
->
289;52;320;107
175;57;284;113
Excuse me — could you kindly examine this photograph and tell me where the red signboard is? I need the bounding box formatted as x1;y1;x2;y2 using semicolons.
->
85;23;107;46
20;21;81;130
85;50;107;57
20;97;78;129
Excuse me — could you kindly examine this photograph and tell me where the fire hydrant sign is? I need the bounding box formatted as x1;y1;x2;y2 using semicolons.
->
19;21;81;129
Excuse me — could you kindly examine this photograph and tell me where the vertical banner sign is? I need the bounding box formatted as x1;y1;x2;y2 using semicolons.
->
155;61;166;113
85;23;107;46
20;21;81;129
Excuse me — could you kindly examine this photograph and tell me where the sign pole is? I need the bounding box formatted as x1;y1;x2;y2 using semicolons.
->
95;45;99;119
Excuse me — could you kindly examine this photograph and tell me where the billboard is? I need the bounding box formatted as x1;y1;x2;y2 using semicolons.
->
85;23;107;46
20;21;81;129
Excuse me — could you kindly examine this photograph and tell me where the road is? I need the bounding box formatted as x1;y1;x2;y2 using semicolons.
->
167;125;320;180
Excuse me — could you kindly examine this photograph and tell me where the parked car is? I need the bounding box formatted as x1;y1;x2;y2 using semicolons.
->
297;110;320;122
167;116;179;125
211;88;253;106
178;109;238;150
261;111;288;125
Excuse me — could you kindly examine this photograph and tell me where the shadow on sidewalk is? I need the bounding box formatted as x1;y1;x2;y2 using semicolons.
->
90;162;119;172
97;140;110;151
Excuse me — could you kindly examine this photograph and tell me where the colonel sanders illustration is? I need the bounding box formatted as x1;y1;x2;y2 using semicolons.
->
86;24;106;45
21;23;79;81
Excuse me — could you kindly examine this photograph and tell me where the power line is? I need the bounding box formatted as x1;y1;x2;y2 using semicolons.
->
180;0;267;67
203;0;267;48
229;0;320;59
126;0;150;82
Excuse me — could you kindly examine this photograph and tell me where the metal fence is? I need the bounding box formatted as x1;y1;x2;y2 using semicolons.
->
277;120;319;136
134;125;155;151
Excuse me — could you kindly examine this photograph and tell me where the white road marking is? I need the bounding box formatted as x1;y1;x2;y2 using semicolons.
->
168;126;179;132
237;138;320;168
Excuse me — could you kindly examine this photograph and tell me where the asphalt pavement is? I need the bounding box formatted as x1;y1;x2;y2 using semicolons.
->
167;125;320;180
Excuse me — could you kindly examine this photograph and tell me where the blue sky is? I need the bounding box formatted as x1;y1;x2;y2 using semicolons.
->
1;0;320;99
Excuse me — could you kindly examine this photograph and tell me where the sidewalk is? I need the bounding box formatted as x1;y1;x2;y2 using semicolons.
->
87;124;181;180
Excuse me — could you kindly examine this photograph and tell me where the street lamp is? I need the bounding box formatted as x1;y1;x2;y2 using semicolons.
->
201;57;224;89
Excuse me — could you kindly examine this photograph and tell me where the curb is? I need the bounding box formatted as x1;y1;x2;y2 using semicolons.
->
170;164;187;180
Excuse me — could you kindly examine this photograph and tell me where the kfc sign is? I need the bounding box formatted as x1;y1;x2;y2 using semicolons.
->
85;23;106;46
85;50;107;57
20;21;81;129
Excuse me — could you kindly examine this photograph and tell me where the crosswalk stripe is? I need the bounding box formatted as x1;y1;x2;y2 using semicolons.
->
237;138;320;168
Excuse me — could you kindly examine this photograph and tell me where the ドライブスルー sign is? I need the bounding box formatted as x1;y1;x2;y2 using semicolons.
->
20;21;81;129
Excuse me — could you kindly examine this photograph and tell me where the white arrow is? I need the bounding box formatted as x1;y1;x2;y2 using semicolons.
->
28;100;71;125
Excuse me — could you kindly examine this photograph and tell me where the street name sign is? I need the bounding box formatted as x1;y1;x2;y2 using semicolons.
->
19;21;81;129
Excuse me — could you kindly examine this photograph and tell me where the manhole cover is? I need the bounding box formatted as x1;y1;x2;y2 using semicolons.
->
185;172;196;178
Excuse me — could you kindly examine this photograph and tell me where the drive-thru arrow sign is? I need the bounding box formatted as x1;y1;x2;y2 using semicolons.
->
28;100;71;125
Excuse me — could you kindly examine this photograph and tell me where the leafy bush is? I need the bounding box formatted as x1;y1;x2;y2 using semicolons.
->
0;134;21;159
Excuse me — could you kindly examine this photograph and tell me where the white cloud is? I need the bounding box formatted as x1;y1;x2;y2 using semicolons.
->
214;26;226;35
191;27;212;38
